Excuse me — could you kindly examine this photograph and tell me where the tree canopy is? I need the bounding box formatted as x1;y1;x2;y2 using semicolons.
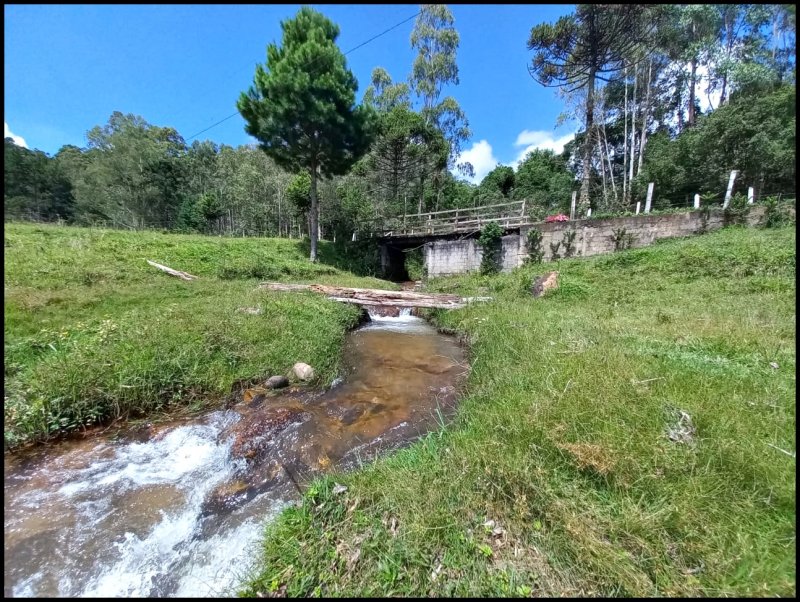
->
237;6;374;260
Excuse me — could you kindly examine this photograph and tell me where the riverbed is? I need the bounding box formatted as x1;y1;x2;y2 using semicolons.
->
4;311;466;597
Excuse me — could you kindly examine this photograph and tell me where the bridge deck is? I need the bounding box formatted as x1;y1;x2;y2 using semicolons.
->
380;200;531;238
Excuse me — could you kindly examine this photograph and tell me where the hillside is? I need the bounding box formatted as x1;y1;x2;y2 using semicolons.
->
3;223;391;447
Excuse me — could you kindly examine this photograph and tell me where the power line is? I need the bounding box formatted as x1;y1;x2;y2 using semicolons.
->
185;113;240;142
185;9;421;142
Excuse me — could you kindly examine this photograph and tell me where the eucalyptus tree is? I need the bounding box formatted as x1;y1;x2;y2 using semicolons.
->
409;4;473;182
238;7;374;261
363;67;412;113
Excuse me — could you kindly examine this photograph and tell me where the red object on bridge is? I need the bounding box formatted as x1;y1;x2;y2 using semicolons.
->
545;213;570;223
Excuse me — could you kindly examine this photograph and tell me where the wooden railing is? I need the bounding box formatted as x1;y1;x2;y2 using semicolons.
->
380;200;528;237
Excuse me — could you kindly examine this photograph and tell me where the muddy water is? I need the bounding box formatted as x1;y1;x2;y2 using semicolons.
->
4;312;466;597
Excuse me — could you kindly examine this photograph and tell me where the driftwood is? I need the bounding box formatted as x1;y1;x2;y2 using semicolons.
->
146;260;198;281
257;282;491;310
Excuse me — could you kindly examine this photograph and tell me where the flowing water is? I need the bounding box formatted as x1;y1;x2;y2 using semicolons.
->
4;310;466;597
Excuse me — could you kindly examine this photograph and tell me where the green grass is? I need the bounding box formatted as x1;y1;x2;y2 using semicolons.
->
4;222;394;448
241;226;795;597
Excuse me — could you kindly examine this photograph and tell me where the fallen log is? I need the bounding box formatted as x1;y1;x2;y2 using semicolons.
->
257;282;490;310
257;282;462;302
327;297;467;310
146;260;198;281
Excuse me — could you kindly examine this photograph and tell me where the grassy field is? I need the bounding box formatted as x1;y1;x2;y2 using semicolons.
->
4;222;391;448
242;226;795;597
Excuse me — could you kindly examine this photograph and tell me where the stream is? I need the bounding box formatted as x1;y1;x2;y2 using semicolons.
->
4;310;467;597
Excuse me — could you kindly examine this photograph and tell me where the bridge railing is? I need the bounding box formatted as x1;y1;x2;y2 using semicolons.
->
380;200;527;237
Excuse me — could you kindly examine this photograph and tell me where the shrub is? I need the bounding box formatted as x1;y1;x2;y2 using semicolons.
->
561;230;577;258
723;192;750;227
478;221;504;275
761;196;795;229
525;229;544;264
611;227;637;251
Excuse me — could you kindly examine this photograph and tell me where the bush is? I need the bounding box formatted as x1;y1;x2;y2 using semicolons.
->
611;227;637;251
478;221;504;275
760;196;795;229
723;192;750;227
525;228;544;264
561;230;577;258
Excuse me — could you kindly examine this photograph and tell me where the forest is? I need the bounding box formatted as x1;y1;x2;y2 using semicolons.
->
4;4;796;245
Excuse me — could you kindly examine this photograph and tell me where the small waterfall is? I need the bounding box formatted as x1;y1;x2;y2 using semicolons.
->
366;306;412;320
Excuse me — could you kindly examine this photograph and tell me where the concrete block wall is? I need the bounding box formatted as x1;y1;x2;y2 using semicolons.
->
500;234;521;272
424;206;767;276
425;239;482;277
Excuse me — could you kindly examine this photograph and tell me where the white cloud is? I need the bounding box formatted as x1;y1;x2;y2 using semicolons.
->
454;139;499;184
4;122;28;148
512;130;575;168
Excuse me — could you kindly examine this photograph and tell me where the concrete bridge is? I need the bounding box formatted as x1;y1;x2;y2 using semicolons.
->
376;200;531;280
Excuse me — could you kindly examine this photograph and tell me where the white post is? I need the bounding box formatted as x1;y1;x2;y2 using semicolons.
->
747;186;754;204
635;201;641;215
694;193;701;209
644;182;654;213
723;170;739;208
352;232;357;241
586;208;592;218
570;191;577;220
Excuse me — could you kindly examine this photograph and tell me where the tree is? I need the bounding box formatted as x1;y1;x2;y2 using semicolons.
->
74;112;186;229
477;165;515;202
238;6;374;261
637;85;795;205
363;67;412;113
527;5;655;212
409;4;473;181
513;149;575;217
4;138;75;222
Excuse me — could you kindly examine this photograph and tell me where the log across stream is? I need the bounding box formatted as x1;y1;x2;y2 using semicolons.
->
4;310;467;597
257;282;492;310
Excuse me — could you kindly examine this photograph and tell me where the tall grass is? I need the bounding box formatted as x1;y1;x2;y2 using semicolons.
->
242;226;795;597
4;223;392;447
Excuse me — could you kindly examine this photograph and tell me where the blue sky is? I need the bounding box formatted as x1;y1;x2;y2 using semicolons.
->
4;4;577;183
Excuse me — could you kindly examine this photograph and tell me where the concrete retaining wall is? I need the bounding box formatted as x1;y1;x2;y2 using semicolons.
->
424;206;766;277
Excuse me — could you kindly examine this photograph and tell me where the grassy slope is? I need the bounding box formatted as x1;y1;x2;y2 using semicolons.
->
242;226;795;597
4;222;392;447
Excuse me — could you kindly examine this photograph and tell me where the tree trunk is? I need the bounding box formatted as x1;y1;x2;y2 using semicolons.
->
417;172;425;214
597;139;607;203
309;161;318;262
637;58;653;176
688;57;697;127
257;282;491;310
720;12;734;105
629;62;637;185
602;122;617;203
623;64;628;203
579;67;596;212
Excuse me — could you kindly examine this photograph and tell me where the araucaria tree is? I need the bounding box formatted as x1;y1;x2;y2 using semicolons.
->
527;5;653;212
238;7;373;261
